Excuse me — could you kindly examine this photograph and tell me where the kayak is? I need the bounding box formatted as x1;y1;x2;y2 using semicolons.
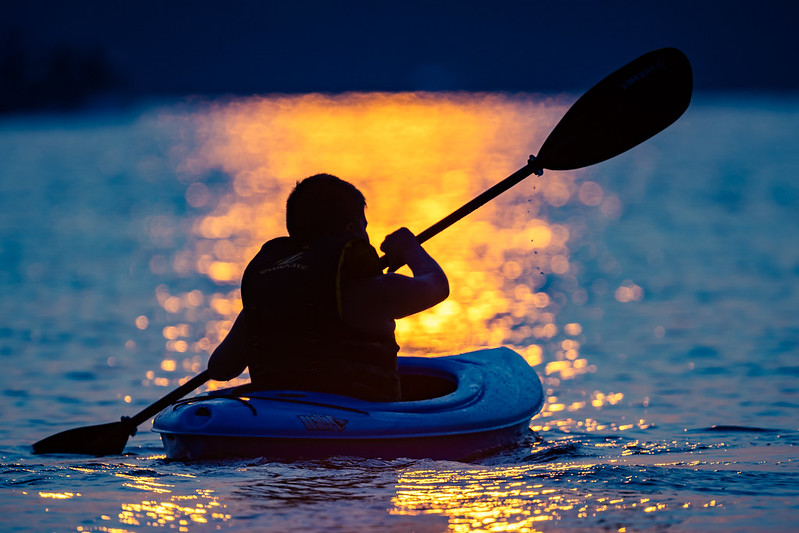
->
152;347;544;461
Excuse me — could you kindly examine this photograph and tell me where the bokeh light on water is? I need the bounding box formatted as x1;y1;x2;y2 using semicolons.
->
135;92;626;411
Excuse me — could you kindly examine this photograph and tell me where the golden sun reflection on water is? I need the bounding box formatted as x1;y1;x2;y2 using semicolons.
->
74;487;231;532
391;463;713;532
136;92;624;398
115;493;229;531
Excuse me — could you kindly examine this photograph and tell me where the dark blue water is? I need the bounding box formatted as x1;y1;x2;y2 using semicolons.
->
1;95;797;532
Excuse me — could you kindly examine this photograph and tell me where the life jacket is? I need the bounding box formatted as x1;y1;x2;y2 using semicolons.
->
241;234;400;401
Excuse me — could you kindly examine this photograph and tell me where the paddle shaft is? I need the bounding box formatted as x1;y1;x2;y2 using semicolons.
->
377;159;542;271
416;157;543;245
129;370;210;427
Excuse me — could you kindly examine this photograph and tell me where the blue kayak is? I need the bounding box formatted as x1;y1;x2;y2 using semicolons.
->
152;347;544;461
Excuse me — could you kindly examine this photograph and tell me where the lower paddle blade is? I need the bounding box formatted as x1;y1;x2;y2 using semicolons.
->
32;420;133;456
31;371;210;457
537;47;693;171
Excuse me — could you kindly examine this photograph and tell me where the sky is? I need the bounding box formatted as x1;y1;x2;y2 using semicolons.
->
2;0;798;109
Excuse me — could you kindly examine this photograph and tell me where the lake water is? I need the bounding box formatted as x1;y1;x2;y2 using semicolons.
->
1;93;797;532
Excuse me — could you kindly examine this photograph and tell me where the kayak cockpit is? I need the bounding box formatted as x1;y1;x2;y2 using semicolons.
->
204;356;462;404
398;360;458;400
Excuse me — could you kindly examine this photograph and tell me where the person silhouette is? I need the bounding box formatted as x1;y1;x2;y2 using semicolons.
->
208;173;449;401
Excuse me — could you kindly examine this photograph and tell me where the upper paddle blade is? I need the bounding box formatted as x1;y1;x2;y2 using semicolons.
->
536;47;692;171
32;420;134;456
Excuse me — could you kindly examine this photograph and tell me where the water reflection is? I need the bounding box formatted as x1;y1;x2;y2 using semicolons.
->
391;461;718;532
116;492;229;530
38;491;80;499
75;487;231;532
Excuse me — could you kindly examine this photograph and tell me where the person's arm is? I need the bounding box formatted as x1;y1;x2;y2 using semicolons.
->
207;311;248;381
343;228;449;326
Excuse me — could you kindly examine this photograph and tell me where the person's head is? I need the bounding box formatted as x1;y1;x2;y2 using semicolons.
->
286;173;367;243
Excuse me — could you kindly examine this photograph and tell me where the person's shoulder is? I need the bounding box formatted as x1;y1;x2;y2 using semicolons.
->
341;238;381;279
259;236;293;252
255;236;302;258
245;236;301;272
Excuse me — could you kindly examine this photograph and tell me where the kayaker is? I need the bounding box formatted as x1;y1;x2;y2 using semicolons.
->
207;173;449;401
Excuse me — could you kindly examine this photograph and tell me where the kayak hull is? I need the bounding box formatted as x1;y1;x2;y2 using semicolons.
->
153;347;544;461
159;421;532;461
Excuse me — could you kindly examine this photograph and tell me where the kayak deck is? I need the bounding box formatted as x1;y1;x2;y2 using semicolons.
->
153;347;544;461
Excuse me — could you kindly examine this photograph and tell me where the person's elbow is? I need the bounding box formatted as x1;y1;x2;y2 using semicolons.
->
207;318;248;381
208;347;247;381
428;273;450;306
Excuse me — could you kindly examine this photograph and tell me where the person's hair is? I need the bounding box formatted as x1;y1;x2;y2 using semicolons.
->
286;173;366;242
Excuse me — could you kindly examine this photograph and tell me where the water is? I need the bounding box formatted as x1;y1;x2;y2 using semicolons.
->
1;94;797;532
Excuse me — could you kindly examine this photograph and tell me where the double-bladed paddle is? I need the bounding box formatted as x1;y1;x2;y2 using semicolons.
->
33;47;692;456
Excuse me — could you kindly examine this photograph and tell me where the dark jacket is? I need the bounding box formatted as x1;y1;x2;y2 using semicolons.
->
241;234;400;401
